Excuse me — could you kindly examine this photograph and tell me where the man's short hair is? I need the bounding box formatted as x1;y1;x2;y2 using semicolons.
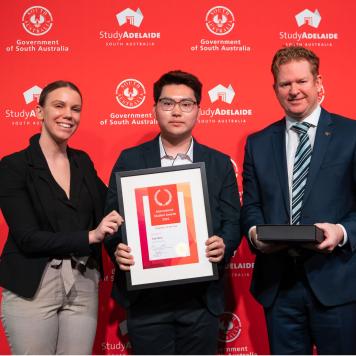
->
271;46;320;82
153;70;202;105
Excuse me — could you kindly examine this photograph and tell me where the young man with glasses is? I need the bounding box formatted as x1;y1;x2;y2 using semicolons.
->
105;70;241;354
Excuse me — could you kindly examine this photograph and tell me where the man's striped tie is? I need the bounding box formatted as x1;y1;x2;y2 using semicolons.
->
291;122;312;225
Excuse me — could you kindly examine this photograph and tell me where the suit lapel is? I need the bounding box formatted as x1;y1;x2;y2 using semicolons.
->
72;151;103;223
69;150;84;207
142;136;163;168
193;139;208;163
271;120;290;216
26;136;60;231
302;109;333;205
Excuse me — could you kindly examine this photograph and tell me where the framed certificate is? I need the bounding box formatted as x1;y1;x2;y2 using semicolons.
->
116;163;218;290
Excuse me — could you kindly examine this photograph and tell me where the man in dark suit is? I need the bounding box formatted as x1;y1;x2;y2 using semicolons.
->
241;46;356;354
104;70;241;354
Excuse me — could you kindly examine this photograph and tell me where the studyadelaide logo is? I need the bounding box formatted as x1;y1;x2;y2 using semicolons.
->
199;83;252;125
116;8;143;27
279;8;339;47
3;85;42;127
99;7;161;48
295;9;321;28
208;84;235;104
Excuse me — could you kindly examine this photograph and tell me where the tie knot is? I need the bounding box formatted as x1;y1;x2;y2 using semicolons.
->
292;122;311;136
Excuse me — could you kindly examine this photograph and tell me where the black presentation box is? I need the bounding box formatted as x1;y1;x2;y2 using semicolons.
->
256;225;324;243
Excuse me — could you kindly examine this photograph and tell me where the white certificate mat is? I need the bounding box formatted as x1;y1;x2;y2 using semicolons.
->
143;192;190;260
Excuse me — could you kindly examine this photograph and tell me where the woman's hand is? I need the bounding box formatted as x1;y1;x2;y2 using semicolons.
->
89;210;123;244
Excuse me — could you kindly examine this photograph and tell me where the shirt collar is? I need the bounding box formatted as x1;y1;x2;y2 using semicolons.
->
285;105;321;132
159;135;194;162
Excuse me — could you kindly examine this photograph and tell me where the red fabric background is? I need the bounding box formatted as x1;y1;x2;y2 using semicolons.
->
1;1;355;354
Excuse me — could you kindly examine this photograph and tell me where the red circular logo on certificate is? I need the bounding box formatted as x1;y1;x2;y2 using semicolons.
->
154;189;173;207
22;6;53;36
218;312;242;343
205;6;235;36
115;79;146;109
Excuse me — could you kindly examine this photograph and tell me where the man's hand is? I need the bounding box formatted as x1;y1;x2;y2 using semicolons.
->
114;243;135;271
250;227;288;254
302;223;344;253
206;235;225;263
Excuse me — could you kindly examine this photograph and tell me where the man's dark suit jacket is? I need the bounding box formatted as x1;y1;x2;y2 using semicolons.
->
0;134;106;298
242;108;356;308
104;136;241;316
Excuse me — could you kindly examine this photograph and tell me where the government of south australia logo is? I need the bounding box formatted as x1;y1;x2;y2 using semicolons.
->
116;79;146;109
295;9;321;28
205;6;235;36
22;6;53;36
218;312;242;343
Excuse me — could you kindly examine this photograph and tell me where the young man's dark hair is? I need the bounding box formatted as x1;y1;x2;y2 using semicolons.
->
153;70;202;105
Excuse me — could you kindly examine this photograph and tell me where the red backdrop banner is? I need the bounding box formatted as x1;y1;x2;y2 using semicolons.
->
1;1;355;354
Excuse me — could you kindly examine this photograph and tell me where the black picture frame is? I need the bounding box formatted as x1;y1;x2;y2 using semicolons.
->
115;162;218;291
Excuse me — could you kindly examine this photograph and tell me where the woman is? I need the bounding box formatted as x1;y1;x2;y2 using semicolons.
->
0;80;122;354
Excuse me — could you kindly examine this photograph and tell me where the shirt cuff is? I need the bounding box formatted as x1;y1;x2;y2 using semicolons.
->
337;224;348;247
